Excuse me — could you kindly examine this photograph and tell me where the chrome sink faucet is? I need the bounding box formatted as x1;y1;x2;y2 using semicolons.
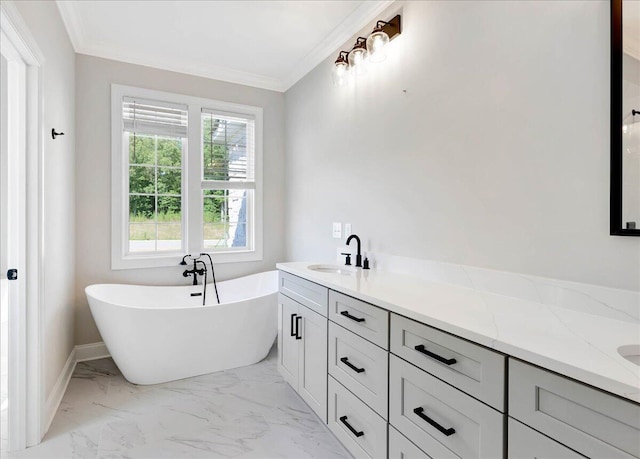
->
346;234;362;268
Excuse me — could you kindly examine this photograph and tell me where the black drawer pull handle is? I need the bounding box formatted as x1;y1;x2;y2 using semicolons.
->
414;344;457;365
339;415;364;437
295;315;302;340
340;310;365;322
340;357;365;373
290;313;297;337
413;407;455;436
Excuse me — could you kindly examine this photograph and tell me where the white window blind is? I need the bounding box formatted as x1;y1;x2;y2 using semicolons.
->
123;97;188;138
201;108;255;185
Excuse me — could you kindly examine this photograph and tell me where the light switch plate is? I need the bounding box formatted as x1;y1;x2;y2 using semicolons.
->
332;222;342;238
344;223;352;237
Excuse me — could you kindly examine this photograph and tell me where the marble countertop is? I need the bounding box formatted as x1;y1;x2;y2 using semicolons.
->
276;262;640;404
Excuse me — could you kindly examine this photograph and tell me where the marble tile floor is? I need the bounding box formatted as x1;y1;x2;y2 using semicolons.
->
3;347;351;459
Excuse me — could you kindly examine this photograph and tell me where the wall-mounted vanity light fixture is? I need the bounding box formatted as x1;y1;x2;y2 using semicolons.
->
348;37;368;76
332;51;350;86
333;14;402;86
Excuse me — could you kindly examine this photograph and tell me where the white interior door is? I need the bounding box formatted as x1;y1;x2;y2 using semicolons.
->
0;50;9;452
0;3;44;450
1;25;28;453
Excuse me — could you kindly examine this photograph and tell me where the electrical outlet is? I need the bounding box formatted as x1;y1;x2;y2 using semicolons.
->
332;222;342;238
344;223;352;237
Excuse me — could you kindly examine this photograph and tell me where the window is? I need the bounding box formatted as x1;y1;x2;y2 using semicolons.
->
124;98;187;254
112;85;263;269
201;110;255;251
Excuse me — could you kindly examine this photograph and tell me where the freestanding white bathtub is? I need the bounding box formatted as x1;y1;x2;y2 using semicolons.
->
85;271;278;385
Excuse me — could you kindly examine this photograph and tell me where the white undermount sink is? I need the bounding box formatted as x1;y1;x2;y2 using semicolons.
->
618;345;640;366
307;264;357;275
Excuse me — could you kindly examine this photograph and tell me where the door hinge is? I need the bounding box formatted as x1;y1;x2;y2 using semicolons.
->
7;269;17;280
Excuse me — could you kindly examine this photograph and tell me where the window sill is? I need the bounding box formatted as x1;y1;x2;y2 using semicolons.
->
111;249;263;270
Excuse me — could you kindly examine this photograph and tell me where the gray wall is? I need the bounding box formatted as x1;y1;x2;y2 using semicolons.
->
284;0;640;291
75;55;285;345
12;1;77;398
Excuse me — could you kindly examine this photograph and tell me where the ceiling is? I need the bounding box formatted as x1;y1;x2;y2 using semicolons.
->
56;0;393;92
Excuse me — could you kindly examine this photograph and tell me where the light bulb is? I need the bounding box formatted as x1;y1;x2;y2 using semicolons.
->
366;30;389;63
348;47;368;76
332;60;349;86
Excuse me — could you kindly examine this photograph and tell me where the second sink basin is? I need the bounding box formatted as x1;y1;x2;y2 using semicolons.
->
618;345;640;366
307;264;357;275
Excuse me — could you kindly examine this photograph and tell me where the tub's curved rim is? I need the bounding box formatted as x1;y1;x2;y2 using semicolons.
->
85;270;278;311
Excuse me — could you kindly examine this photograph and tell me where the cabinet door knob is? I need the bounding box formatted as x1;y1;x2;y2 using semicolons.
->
413;407;456;436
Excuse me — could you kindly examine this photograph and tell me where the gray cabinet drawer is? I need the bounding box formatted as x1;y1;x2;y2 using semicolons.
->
389;425;435;459
329;321;388;418
390;313;505;411
508;418;585;459
328;376;387;459
389;355;503;459
509;359;640;459
329;290;389;349
279;271;328;317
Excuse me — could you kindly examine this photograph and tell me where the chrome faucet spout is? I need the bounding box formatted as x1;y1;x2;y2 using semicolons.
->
346;234;362;268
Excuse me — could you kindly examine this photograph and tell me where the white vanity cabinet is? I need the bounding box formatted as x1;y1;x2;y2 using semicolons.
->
326;292;390;458
390;314;505;411
328;376;388;459
508;419;586;459
328;322;388;418
276;268;640;459
389;426;433;459
277;275;328;422
509;359;640;459
389;313;506;459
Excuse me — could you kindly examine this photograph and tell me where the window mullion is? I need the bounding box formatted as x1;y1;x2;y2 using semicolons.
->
187;105;203;255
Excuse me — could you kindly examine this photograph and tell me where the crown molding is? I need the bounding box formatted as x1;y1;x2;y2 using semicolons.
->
55;0;397;92
77;41;285;91
55;1;85;52
1;0;45;64
282;0;395;91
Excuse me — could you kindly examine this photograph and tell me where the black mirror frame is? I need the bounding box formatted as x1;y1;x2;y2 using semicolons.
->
610;0;640;236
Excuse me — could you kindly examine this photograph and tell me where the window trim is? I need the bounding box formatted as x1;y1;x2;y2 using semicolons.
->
111;84;263;270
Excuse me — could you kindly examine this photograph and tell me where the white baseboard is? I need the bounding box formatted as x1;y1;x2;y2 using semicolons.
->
42;342;110;434
43;348;76;435
75;341;110;362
